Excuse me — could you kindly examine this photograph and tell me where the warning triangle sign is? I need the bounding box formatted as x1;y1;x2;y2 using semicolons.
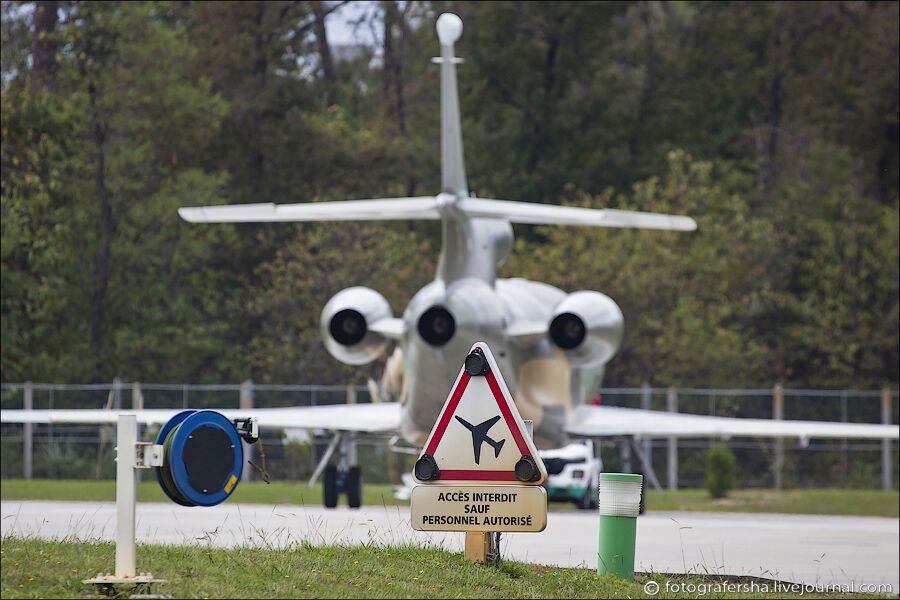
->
414;342;547;485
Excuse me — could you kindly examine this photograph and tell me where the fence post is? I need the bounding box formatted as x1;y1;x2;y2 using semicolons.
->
620;438;632;473
773;383;784;489
23;381;33;480
666;387;678;490
641;382;652;471
132;382;143;410
240;380;254;482
840;391;848;485
883;387;893;491
133;382;144;481
113;377;122;409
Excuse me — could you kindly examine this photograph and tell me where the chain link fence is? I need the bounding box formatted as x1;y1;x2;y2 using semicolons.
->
1;382;897;489
598;387;898;489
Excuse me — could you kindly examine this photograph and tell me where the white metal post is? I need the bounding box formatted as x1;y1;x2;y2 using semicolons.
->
883;388;893;491
620;438;632;473
641;383;652;465
113;377;122;409
133;383;144;482
240;380;254;481
773;384;784;489
132;382;143;410
23;382;33;480
840;391;848;485
666;387;678;490
84;414;164;590
115;415;137;578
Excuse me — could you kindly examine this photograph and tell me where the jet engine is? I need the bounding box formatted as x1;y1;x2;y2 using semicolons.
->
321;287;393;365
548;291;624;367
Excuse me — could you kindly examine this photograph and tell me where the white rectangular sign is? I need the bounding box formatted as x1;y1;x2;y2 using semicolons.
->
411;485;547;532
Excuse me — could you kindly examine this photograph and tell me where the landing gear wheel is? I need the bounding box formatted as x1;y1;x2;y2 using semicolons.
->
346;466;362;509
323;465;338;508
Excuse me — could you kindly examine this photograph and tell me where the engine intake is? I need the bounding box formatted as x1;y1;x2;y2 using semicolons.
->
329;309;367;346
549;312;586;349
549;291;624;367
417;305;456;347
321;287;392;365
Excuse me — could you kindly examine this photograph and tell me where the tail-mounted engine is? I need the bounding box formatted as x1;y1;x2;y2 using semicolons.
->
549;291;624;367
321;287;393;365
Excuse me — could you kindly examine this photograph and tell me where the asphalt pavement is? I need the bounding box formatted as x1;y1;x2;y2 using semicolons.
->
1;500;896;590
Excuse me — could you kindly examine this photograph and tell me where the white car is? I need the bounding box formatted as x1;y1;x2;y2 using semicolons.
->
539;441;602;510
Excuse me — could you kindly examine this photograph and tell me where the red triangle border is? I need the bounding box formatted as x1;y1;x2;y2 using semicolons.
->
423;368;533;481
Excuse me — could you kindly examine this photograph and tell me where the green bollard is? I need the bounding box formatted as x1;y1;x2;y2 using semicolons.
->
597;472;643;580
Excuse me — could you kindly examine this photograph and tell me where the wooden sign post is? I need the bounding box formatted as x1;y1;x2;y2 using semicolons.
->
410;342;548;563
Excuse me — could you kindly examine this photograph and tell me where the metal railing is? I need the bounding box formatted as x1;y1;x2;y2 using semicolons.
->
1;382;897;490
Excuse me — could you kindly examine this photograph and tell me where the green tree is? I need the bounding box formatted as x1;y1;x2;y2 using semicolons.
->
2;2;234;381
245;221;435;383
705;445;737;499
2;1;897;390
507;151;773;387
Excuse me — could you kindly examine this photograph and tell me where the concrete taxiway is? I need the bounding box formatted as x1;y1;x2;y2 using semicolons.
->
1;501;896;590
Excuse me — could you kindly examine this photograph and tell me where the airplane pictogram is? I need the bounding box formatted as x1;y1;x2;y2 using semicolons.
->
455;415;506;464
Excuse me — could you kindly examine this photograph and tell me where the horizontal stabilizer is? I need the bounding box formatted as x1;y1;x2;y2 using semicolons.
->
180;197;696;231
459;198;697;231
178;198;440;223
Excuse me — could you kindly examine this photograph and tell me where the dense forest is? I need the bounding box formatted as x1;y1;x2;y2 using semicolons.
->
1;1;898;389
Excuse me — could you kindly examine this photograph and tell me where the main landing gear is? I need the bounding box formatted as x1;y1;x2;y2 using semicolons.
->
313;432;363;509
323;464;362;509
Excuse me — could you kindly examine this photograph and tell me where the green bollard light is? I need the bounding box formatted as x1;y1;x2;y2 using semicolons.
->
597;472;643;580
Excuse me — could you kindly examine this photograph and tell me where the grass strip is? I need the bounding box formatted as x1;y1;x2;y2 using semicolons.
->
1;537;890;599
2;480;897;517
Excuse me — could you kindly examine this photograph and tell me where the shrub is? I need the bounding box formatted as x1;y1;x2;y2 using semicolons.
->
705;445;737;499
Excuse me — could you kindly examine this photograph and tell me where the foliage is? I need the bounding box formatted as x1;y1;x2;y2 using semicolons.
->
246;221;435;383
0;1;897;389
705;445;738;499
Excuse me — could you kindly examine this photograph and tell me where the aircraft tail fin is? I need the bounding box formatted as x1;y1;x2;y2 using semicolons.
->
494;438;505;458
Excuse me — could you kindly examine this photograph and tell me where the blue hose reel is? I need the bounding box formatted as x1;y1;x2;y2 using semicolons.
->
155;410;252;507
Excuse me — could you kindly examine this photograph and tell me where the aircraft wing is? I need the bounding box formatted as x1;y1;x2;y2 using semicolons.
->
0;403;401;434
5;403;893;440
566;405;899;440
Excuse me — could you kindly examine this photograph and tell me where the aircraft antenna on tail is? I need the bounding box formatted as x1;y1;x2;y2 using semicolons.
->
435;13;468;198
